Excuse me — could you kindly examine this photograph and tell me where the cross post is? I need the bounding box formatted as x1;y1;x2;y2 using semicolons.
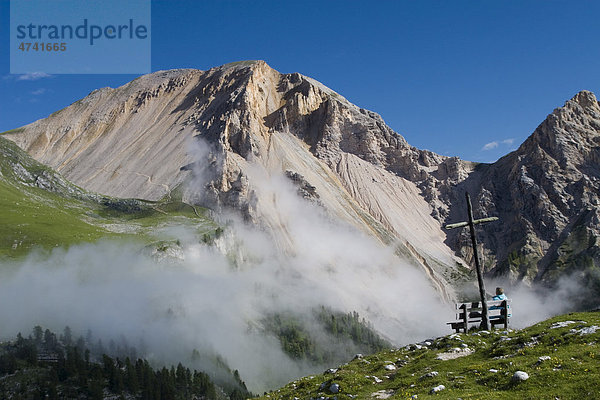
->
445;192;498;330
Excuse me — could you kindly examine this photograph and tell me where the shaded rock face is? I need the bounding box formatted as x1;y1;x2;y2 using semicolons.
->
5;61;600;300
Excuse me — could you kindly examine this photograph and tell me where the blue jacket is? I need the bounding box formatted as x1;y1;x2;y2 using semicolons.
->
490;293;511;317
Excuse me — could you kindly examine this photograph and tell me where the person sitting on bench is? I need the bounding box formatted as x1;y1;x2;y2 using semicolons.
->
469;287;508;318
492;287;507;302
489;287;511;319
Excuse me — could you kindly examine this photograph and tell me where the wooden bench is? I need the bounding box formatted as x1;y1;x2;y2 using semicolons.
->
447;299;511;333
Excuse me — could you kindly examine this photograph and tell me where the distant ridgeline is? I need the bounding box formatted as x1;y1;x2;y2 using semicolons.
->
0;326;252;400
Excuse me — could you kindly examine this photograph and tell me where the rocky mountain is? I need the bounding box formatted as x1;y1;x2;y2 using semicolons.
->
439;91;600;304
4;61;600;302
3;61;465;301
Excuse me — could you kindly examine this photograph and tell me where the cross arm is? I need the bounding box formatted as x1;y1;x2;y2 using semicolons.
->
473;216;499;225
444;216;498;230
444;221;468;230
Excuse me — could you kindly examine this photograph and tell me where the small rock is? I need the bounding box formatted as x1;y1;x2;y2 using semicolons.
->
371;389;394;399
325;368;338;374
512;371;529;382
330;383;340;394
353;353;363;360
549;321;578;329
395;359;408;367
384;364;396;371
430;384;446;394
576;326;599;335
420;371;438;379
538;356;551;363
365;375;383;383
436;347;474;361
489;369;498;373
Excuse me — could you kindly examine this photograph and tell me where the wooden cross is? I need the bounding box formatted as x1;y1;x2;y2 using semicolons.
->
445;192;498;330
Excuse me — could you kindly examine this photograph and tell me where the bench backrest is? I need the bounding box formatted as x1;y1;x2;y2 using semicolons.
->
455;299;511;320
449;299;511;332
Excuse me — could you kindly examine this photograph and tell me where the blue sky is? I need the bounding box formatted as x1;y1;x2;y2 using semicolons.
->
1;0;599;163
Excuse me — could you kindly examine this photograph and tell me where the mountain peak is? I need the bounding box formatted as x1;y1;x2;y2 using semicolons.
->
523;89;600;149
565;90;600;112
522;89;600;161
569;90;599;109
218;60;268;70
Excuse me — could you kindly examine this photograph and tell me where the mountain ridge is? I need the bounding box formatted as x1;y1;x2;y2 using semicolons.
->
4;61;600;301
439;90;600;300
4;60;462;301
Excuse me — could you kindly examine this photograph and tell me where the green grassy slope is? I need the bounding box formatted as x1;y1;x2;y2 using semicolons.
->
257;312;600;400
0;136;215;258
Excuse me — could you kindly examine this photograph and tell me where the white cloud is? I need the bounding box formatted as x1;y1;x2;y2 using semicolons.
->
31;88;46;95
16;72;52;81
0;143;454;392
482;141;499;151
482;138;516;151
